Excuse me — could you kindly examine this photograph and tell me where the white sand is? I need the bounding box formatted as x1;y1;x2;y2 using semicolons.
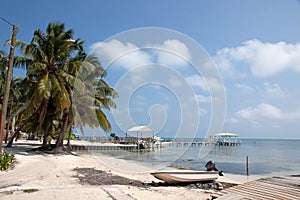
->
0;140;260;200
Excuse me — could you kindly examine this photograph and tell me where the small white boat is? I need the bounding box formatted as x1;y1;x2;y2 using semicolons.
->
151;170;219;184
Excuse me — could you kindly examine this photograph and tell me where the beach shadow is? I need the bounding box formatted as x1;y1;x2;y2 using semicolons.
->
3;142;68;158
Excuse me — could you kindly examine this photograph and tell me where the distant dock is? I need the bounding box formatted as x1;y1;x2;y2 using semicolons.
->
72;144;137;151
70;134;241;152
70;140;137;151
215;140;241;146
168;141;240;146
166;133;241;147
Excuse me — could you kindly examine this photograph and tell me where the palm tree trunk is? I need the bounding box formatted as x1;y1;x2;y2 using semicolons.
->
5;100;31;127
66;130;72;151
3;101;31;144
55;111;69;153
6;117;31;147
4;125;9;143
6;130;16;148
42;131;48;146
42;121;51;147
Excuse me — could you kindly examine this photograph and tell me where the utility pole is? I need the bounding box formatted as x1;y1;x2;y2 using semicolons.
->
0;24;18;155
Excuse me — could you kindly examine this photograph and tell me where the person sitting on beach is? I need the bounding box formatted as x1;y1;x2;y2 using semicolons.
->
205;160;224;176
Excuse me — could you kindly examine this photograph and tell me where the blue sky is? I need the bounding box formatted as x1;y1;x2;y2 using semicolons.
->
1;0;300;139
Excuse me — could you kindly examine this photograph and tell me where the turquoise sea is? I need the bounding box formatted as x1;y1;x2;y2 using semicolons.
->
94;139;300;176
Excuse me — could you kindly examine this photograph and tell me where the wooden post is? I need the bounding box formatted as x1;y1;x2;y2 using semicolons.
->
246;156;249;176
0;25;18;155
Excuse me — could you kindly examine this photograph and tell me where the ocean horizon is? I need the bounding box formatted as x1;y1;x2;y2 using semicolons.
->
92;138;300;177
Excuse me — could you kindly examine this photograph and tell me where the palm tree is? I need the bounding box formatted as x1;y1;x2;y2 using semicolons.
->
0;50;26;143
14;22;117;152
16;23;82;149
63;53;117;151
50;42;118;153
4;77;23;143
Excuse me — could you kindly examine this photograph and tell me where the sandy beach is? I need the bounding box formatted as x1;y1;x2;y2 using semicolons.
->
0;140;260;200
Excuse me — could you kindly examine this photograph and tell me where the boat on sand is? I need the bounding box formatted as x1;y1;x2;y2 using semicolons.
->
151;170;219;184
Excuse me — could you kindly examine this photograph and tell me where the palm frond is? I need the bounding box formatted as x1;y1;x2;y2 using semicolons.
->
95;109;111;132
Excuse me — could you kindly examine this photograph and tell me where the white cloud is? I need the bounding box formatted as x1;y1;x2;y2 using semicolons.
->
263;82;287;98
232;104;300;128
195;94;210;103
205;77;225;92
214;39;300;77
186;74;207;90
186;74;224;92
226;117;239;124
154;39;191;67
90;39;193;70
236;103;282;120
168;76;182;87
90;39;152;70
234;83;255;94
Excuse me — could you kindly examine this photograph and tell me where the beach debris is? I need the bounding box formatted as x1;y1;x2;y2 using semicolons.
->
73;167;145;187
148;180;230;191
215;182;223;190
23;189;39;193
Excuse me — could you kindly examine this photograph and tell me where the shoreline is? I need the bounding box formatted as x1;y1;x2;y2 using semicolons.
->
0;140;263;199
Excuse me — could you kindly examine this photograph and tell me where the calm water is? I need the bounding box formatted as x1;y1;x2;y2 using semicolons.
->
94;139;300;176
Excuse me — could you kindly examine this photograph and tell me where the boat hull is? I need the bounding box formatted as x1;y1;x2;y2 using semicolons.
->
151;170;219;184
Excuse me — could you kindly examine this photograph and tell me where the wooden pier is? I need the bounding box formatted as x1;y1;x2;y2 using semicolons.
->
167;141;240;146
169;141;214;146
72;144;137;151
213;175;300;200
215;141;241;146
168;133;242;147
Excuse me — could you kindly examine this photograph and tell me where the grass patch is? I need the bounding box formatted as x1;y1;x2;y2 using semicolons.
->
23;189;39;193
0;151;15;171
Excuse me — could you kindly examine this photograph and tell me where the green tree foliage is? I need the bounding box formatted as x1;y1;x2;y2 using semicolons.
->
2;22;117;152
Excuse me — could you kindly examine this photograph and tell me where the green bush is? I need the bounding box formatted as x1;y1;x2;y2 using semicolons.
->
64;133;75;140
0;151;15;171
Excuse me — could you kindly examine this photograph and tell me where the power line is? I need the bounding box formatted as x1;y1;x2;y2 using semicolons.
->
0;16;14;27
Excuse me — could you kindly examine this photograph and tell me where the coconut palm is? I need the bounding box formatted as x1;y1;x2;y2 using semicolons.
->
4;77;24;142
0;50;26;143
16;23;77;148
14;22;117;152
52;53;118;152
65;53;117;150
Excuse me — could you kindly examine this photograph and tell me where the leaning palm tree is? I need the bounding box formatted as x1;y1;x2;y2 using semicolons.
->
63;53;117;151
0;50;31;146
15;22;117;152
4;77;24;143
0;50;26;143
52;49;118;152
